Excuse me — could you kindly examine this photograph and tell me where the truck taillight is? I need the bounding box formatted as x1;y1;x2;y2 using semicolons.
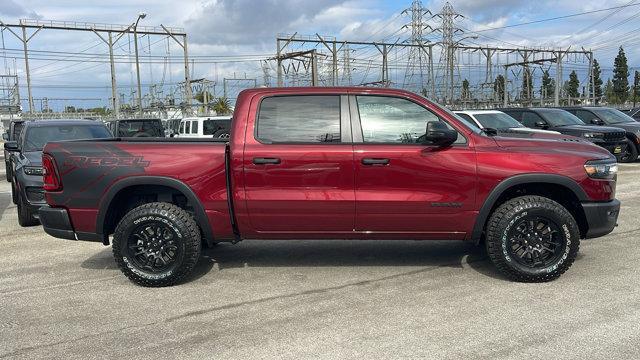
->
42;154;62;191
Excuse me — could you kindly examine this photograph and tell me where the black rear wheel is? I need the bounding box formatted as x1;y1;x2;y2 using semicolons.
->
486;195;580;282
619;138;638;163
112;202;201;287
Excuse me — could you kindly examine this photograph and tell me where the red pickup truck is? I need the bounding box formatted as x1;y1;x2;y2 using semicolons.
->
39;87;620;287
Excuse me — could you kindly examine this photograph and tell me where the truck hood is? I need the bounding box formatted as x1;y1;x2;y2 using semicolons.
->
552;124;624;134
492;133;613;159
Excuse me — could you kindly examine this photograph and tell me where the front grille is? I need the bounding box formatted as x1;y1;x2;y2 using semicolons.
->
26;187;45;204
603;131;625;142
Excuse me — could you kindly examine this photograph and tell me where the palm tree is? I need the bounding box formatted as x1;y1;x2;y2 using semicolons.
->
213;97;232;115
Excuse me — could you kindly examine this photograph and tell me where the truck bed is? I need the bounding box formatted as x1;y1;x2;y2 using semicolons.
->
43;138;233;240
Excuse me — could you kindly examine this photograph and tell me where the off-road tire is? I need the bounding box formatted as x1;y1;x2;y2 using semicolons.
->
112;202;201;287
17;193;39;227
486;195;580;282
11;179;18;205
620;138;638;163
4;162;11;182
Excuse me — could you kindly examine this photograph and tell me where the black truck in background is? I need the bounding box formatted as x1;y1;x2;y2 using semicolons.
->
499;108;628;161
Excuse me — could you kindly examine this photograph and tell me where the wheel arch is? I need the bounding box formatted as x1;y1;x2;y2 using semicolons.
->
96;176;214;246
471;174;589;244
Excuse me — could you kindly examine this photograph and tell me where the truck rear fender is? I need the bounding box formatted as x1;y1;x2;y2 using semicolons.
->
96;176;215;246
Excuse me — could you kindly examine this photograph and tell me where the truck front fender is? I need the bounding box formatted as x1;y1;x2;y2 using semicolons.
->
470;173;588;244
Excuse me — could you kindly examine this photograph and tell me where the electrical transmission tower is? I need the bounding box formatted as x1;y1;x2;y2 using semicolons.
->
402;0;433;94
434;2;464;104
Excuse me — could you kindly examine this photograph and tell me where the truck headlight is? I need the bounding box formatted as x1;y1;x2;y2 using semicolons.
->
23;166;44;176
584;160;618;179
583;132;605;139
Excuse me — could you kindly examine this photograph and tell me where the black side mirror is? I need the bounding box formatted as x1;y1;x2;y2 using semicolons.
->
424;121;458;147
534;120;548;129
2;132;8;141
591;118;605;125
4;141;18;151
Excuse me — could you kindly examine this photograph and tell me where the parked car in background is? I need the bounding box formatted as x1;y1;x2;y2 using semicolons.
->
105;118;164;137
3;119;25;182
164;119;181;137
40;87;619;287
562;106;640;162
499;107;627;161
455;110;561;135
4;120;112;226
177;116;232;138
623;108;640;121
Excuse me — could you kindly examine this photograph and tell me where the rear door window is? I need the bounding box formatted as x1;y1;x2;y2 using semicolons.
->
191;121;198;134
257;96;341;143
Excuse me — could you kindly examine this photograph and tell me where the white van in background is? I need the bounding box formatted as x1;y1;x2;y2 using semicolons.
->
177;116;232;139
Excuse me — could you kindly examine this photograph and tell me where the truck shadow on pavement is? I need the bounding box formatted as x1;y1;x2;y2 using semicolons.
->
82;240;509;282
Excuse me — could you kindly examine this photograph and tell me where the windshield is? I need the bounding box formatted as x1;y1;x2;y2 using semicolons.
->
592;108;636;124
474;113;524;129
24;125;111;152
116;120;164;137
537;109;585;127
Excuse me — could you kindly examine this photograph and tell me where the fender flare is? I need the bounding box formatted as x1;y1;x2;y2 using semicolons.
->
470;173;588;243
96;176;214;245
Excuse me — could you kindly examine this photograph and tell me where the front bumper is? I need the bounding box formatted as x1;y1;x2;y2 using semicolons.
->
39;206;102;242
582;199;621;238
597;141;627;158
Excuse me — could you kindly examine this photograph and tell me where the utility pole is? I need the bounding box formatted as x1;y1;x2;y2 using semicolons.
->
0;21;42;114
92;27;132;118
133;13;146;117
161;25;192;114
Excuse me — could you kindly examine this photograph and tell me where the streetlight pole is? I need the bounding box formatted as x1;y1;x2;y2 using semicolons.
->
133;12;146;117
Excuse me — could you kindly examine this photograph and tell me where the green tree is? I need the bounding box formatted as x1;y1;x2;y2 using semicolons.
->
633;71;640;107
194;90;214;104
612;47;629;104
590;59;603;103
605;78;617;104
461;79;470;100
540;70;555;99
213;97;232;115
494;75;505;101
567;70;580;99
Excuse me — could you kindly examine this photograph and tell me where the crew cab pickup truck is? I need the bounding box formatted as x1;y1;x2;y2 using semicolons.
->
40;87;621;287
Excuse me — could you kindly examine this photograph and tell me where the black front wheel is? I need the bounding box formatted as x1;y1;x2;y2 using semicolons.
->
619;138;638;163
112;202;202;287
17;193;39;227
486;195;580;282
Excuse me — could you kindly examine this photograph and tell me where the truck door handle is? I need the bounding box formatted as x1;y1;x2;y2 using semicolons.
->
253;157;281;165
362;158;390;166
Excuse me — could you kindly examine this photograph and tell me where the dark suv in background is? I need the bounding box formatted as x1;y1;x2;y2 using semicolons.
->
4;120;112;226
3;119;25;182
562;107;640;162
499;107;628;161
105;118;164;137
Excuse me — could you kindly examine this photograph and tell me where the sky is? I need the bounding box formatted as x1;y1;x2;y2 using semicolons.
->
1;0;640;111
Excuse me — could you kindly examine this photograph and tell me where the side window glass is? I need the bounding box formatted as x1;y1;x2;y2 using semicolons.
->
179;122;184;134
191;121;199;134
521;112;545;128
257;96;341;143
356;96;465;144
576;110;597;123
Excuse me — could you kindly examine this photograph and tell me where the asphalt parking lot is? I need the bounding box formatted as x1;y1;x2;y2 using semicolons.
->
1;153;639;360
